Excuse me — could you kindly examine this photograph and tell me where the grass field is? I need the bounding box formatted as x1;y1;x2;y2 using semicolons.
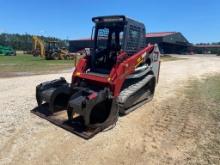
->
160;55;187;62
183;74;220;163
200;75;220;100
0;54;75;77
0;53;183;77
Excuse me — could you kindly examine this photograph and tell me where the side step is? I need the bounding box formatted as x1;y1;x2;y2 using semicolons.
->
31;103;103;139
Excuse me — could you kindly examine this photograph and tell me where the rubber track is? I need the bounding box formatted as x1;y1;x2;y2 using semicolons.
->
117;74;153;104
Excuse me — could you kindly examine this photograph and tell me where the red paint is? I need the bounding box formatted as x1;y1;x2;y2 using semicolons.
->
87;92;97;100
72;45;155;97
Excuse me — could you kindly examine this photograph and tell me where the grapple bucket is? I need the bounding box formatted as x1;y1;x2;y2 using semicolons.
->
31;104;104;139
31;78;118;139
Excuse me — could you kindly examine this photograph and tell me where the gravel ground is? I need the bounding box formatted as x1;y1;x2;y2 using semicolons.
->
0;55;220;165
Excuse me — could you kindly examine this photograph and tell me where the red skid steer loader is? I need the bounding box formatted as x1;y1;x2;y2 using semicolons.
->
31;15;161;139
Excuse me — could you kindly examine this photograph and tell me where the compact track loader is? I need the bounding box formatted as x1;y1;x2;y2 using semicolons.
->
32;15;161;139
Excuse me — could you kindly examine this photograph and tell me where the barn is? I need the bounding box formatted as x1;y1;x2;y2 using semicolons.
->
69;38;94;52
69;32;192;54
145;32;192;54
193;45;220;54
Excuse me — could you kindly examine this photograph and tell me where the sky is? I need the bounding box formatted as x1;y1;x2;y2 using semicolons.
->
0;0;219;43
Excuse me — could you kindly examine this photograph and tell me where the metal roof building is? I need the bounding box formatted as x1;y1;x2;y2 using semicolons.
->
69;38;93;52
193;45;220;54
69;32;192;54
145;32;192;54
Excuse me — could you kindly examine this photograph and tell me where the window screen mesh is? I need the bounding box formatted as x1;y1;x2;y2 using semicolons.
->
126;25;141;55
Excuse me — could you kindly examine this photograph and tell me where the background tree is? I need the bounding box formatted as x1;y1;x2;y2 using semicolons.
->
0;33;67;51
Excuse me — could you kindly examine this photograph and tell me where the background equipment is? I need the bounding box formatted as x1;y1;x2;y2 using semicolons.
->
32;15;161;139
0;45;16;56
32;36;73;60
32;36;45;57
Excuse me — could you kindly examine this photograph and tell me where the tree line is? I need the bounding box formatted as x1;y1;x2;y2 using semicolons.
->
0;33;67;51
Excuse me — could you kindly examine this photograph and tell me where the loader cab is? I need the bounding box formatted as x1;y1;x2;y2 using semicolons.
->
46;41;59;52
45;41;60;60
91;15;146;74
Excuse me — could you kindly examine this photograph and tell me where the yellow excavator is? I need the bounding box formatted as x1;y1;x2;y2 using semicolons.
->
32;36;45;58
32;36;71;60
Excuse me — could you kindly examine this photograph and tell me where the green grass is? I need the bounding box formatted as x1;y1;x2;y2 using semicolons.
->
160;55;187;62
0;54;74;76
199;75;220;101
0;53;185;77
186;74;220;102
184;74;220;163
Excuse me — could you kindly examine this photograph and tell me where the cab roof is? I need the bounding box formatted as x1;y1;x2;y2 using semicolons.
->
92;15;144;27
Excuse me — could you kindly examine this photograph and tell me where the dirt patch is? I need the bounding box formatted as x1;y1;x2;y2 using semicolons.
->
128;76;220;164
0;55;220;165
94;75;220;164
